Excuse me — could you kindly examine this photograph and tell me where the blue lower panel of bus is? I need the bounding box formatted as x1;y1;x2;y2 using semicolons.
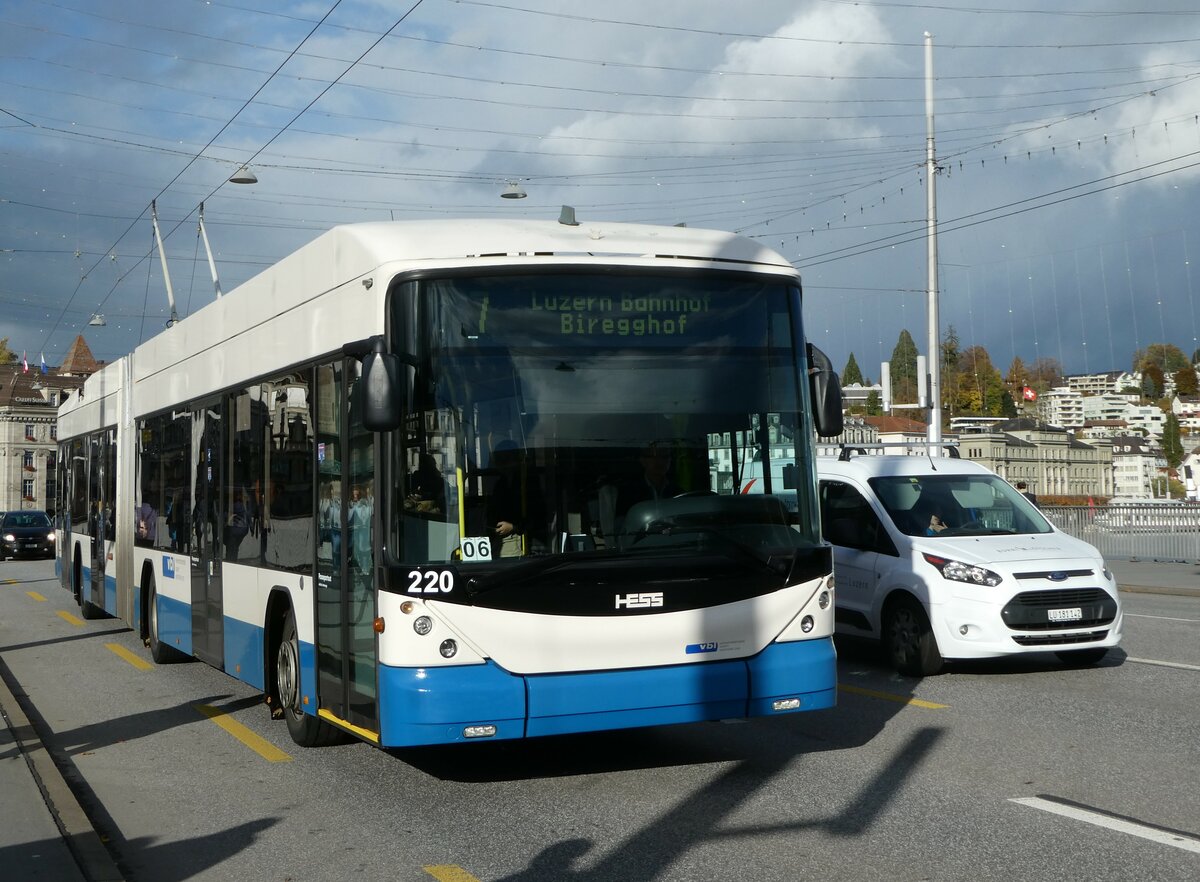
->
224;617;265;690
378;638;836;747
156;592;193;657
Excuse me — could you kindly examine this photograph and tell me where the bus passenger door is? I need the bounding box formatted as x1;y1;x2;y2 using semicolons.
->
190;400;225;668
315;360;378;735
86;433;110;611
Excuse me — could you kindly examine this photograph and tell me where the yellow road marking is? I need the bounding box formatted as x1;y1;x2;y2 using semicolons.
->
4;578;19;585
57;610;84;626
194;704;292;763
424;866;484;882
105;642;154;671
26;591;46;601
839;683;949;709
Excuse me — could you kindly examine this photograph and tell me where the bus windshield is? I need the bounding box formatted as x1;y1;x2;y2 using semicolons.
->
389;271;821;572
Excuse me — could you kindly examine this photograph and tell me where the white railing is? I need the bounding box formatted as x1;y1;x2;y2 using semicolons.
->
1042;503;1200;563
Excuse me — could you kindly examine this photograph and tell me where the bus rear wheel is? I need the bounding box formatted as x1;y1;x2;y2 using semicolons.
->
277;610;343;747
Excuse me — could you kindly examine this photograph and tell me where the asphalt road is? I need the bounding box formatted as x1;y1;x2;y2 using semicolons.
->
2;559;1198;882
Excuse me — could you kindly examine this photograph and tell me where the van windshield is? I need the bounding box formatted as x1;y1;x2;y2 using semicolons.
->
868;474;1053;538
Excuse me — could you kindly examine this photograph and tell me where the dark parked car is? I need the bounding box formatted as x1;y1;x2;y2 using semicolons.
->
1;510;56;560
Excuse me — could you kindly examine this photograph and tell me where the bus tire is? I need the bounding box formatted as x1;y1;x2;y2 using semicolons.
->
147;579;185;664
883;596;944;677
277;609;342;747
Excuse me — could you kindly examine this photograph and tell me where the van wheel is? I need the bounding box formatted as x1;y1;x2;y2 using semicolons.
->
883;598;944;676
1055;647;1108;666
277;610;344;747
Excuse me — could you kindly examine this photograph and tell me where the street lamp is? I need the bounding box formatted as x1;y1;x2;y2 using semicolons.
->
501;181;527;199
229;165;258;185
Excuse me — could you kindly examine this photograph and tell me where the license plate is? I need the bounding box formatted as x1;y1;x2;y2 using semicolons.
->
1048;607;1083;623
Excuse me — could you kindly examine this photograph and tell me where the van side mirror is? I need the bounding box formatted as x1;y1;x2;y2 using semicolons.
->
807;343;843;438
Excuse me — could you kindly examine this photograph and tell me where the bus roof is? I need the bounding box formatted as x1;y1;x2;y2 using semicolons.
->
264;219;796;284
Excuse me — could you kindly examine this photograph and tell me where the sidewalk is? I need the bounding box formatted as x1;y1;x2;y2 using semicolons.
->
1108;557;1200;599
0;664;123;882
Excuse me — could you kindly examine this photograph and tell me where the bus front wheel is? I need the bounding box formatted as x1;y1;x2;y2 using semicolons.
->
277;610;343;747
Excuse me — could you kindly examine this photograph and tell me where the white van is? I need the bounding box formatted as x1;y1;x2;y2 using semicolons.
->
816;452;1122;675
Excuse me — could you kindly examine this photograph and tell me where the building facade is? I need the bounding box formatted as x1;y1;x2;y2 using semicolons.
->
0;337;96;514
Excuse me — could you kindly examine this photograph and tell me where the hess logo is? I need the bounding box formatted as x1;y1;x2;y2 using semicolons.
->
614;592;664;610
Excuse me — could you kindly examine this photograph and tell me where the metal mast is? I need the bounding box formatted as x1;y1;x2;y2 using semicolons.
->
924;32;943;452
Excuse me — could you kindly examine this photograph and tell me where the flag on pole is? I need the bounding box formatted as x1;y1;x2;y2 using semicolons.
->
21;351;27;373
39;352;47;374
1022;386;1037;402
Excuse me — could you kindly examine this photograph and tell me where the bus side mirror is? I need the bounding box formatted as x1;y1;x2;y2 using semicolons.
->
807;343;843;438
361;343;402;432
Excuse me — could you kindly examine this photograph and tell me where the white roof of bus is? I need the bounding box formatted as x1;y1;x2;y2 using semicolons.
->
289;219;795;274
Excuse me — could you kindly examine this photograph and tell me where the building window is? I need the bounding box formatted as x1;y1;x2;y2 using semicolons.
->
50;424;58;440
24;423;36;441
22;479;35;500
23;450;35;470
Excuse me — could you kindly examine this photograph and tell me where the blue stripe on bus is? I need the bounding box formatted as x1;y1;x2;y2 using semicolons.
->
224;617;265;690
378;661;527;747
375;637;836;747
156;591;193;656
746;638;837;715
525;660;748;738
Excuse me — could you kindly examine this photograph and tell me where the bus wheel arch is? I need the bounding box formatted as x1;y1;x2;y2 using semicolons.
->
266;589;343;747
143;564;183;663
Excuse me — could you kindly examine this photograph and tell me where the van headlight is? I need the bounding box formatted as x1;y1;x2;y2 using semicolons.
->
922;553;1002;587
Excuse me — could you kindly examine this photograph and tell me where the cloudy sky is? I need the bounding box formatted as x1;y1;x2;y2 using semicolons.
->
3;0;1198;379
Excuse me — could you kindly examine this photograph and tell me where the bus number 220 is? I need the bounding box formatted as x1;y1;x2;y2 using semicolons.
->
407;570;454;595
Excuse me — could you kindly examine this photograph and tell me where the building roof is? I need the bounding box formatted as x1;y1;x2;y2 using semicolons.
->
862;415;928;434
59;335;101;375
0;364;87;410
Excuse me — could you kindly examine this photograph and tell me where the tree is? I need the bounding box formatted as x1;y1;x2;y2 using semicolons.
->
1134;343;1189;375
955;345;1009;417
865;389;883;416
1142;364;1165;400
889;329;920;404
1162;413;1184;469
1028;356;1063;392
1005;356;1028;392
940;326;962;421
1173;366;1198;397
0;338;16;364
842;352;864;387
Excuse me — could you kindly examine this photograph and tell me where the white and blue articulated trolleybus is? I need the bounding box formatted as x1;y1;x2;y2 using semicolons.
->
55;218;843;748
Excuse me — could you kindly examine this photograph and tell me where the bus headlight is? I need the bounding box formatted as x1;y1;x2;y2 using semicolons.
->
800;616;815;633
413;616;433;636
818;591;831;610
439;639;458;658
